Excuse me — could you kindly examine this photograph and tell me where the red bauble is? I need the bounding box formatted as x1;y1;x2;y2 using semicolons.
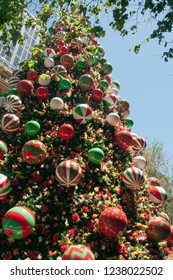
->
17;80;34;96
91;88;103;101
58;124;74;140
99;207;127;238
59;46;69;55
27;71;38;81
56;40;65;47
167;225;173;247
36;87;49;100
114;131;133;150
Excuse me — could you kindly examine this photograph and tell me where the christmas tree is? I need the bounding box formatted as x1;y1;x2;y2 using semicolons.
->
0;8;173;260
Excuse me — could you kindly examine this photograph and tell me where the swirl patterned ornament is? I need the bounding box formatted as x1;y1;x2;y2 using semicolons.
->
146;217;171;242
22;140;47;164
73;104;93;124
1;113;20;133
122;166;145;189
0;173;11;200
99;207;128;238
148;186;168;204
62;245;95;260
3;95;22;113
55;160;82;187
2;206;35;239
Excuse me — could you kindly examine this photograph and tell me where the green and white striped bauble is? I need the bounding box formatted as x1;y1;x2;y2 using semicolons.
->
73;104;93;124
3;95;22;113
2;206;35;239
122;166;145;189
0;173;11;199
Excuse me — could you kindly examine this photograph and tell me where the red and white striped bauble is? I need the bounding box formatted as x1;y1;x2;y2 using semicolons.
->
55;160;82;187
133;156;147;170
8;76;20;88
1;114;20;133
148;186;168;204
132;135;147;153
73;104;93;124
147;177;160;186
43;48;56;57
122;166;145;189
0;173;11;199
3;95;22;113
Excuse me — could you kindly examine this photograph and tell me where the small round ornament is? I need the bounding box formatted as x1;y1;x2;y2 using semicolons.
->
110;87;118;95
99;207;127;238
147;177;160;186
27;70;38;81
81;36;90;45
59;46;69;55
167;225;173;246
22;140;47;164
133;156;147;170
84;53;94;66
44;57;55;68
73;104;93;124
95;46;105;57
8;76;20;88
38;74;51;86
36;87;49;100
104;94;118;110
114;131;133;150
56;31;66;41
76;59;87;69
25;121;40;136
13;69;23;79
55;160;82;187
0;140;8;159
3;95;22;113
56;39;65;47
132;136;147;153
2;206;35;239
103;62;113;74
58;124;74;140
104;75;113;85
125;118;134;128
122;166;145;189
78;74;94;91
59;78;72;90
43;48;56;57
98;79;109;91
60;54;74;68
0;173;11;199
88;148;104;164
118;99;130;114
91;88;103;101
17;80;34;97
62;245;95;260
50;97;64;110
52;65;67;78
106;113;120;126
148;186;168;204
1;113;20;133
146;217;171;242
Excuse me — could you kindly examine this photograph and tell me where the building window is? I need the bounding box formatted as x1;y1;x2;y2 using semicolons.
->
5;55;11;62
16;45;23;56
13;56;20;67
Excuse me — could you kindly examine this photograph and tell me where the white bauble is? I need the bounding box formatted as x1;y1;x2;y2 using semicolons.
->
50;97;64;110
106;113;120;126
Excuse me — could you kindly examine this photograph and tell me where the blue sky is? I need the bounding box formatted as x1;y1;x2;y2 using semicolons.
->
98;18;173;163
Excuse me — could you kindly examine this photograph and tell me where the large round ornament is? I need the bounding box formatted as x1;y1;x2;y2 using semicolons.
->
38;74;51;86
0;140;8;159
43;48;56;57
36;87;49;100
99;207;127;238
1;114;20;133
148;186;168;204
59;78;72;90
104;94;118;110
106;113;120;126
27;70;38;81
122;166;145;189
62;245;95;260
132;135;147;153
167;225;173;246
133;156;147;170
55;160;82;187
17;80;34;97
2;206;35;239
78;74;94;91
44;57;55;68
8;76;20;88
58;124;74;140
114;131;133;150
73;104;93;124
91;88;103;101
25;121;40;136
146;217;171;242
3;95;22;113
60;54;74;68
0;173;11;199
50;97;64;110
88;148;104;164
22;140;47;164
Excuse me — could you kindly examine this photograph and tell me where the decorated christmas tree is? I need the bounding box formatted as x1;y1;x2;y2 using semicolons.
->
0;8;173;260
